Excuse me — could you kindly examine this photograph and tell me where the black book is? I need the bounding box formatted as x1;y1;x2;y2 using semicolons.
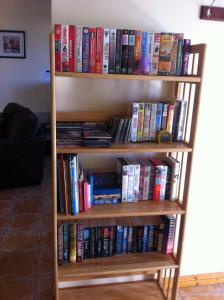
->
115;29;123;73
121;29;129;74
127;30;135;74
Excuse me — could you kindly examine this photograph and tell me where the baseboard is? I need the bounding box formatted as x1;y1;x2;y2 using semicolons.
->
179;272;224;287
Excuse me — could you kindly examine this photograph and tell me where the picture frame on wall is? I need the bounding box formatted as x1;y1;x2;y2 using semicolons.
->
0;30;26;58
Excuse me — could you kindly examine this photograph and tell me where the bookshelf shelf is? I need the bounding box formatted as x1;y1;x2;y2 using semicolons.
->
51;30;206;300
56;142;192;154
55;71;201;83
57;201;185;221
58;252;178;284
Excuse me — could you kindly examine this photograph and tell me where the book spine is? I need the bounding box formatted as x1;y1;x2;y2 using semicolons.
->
54;24;62;72
176;33;184;76
148;225;154;252
61;25;69;72
163;216;176;254
128;226;133;253
127;30;135;74
153;165;162;201
96;226;104;257
69;25;75;72
165;164;172;200
170;33;178;76
137;102;145;141
57;156;64;213
157;224;165;252
153;225;159;251
133;31;142;74
138;163;144;200
176;101;187;142
102;28;110;74
127;163;135;202
90;227;96;258
115;29;122;73
122;226;128;254
140;32;150;74
103;226;110;257
70;156;79;215
82;27;90;73
109;28;116;73
181;39;191;75
166;103;175;134
78;179;84;213
158;33;173;75
83;228;90;259
109;226;115;256
96;27;104;73
137;226;144;252
60;154;67;214
89;28;96;73
69;222;76;262
131;102;139;142
148;32;154;73
76;224;83;262
148;164;155;200
148;103;157;141
170;159;180;201
151;32;161;75
87;183;91;209
121;163;128;202
143;103;151;141
121;29;129;74
83;181;89;212
76;26;83;72
156;103;163;134
142;225;149;252
116;226;123;254
161;103;168;130
133;163;140;202
132;226;137;253
57;221;64;265
63;223;69;263
143;163;150;200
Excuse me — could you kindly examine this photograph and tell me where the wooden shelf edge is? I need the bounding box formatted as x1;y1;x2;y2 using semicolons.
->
56;142;192;154
57;201;185;220
55;71;201;83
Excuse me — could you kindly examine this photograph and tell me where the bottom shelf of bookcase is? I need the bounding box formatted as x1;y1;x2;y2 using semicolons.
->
59;280;164;300
58;252;178;284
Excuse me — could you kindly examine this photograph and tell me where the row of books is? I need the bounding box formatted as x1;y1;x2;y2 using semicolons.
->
130;100;187;142
117;156;180;202
56;121;112;147
109;117;132;143
57;216;176;265
57;154;180;215
54;24;191;76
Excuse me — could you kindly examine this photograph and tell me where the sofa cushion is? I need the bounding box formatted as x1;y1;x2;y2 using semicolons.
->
3;103;39;139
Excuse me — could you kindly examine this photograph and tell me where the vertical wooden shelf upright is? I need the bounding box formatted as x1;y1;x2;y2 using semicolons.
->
50;33;206;300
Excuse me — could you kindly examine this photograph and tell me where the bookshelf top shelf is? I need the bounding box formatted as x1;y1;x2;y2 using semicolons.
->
57;201;185;220
55;72;201;83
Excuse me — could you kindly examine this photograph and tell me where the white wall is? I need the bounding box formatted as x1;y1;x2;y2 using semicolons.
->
52;0;224;276
0;0;51;113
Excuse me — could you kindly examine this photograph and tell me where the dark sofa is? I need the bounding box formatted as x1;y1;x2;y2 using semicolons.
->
0;103;46;189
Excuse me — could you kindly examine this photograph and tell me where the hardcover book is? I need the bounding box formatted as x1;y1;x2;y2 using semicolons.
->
121;29;129;74
102;29;110;74
82;27;90;73
109;29;116;73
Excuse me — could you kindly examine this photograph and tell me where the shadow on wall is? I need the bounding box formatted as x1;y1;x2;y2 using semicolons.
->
0;82;50;113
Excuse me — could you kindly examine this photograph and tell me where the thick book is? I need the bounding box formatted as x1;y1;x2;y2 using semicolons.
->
70;155;79;215
102;29;110;74
121;29;129;74
170;33;178;76
158;33;173;75
124;158;135;202
69;222;76;262
143;103;151;141
127;30;135;74
150;158;168;201
83;227;90;259
176;33;184;76
69;25;76;72
148;103;157;141
162;215;176;254
109;28;116;73
55;24;62;72
96;27;104;73
156;102;163;136
82;27;90;73
89;28;96;73
142;225;149;252
163;156;180;201
133;31;142;74
116;225;123;254
172;100;187;142
131;102;139;142
161;103;169;130
151;32;161;75
57;222;63;265
63;223;69;263
76;26;83;72
148;32;154;74
166;103;175;134
137;102;145;142
139;31;150;74
181;39;191;76
115;29;123;73
76;224;84;262
102;226;110;257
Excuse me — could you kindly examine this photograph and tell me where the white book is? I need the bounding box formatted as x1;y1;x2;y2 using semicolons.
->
124;158;135;202
148;103;157;141
129;159;140;202
102;28;110;74
76;26;83;72
131;102;139;142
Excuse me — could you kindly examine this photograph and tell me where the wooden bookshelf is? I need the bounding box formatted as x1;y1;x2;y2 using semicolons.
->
57;201;185;221
51;31;206;300
55;71;201;83
56;142;192;154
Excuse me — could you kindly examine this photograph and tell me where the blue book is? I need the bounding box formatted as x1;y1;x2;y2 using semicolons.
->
142;225;149;252
141;32;149;57
123;226;128;254
148;225;156;252
82;27;90;73
156;103;163;134
70;155;79;215
116;226;123;254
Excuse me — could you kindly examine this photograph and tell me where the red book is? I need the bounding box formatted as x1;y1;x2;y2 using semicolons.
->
96;27;104;73
54;24;62;72
89;28;96;73
69;25;76;72
150;158;168;201
83;180;89;211
78;179;84;213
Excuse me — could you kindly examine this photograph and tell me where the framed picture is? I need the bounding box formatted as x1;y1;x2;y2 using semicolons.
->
0;30;26;58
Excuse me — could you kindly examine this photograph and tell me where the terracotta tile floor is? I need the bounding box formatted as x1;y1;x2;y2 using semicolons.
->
0;159;223;300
